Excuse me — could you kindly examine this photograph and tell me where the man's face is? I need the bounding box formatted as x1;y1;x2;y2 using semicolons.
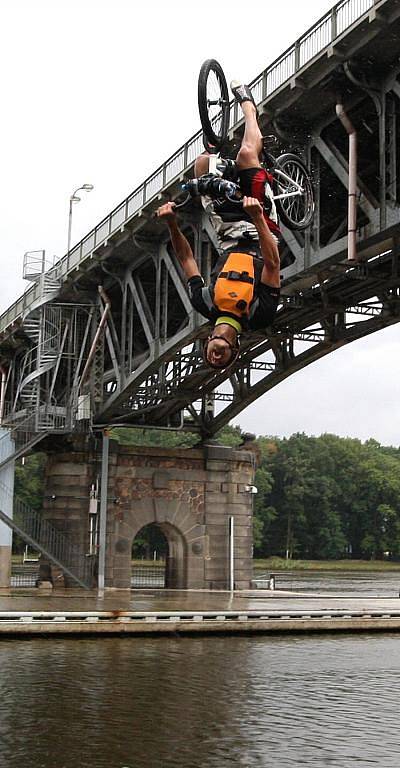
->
206;336;234;369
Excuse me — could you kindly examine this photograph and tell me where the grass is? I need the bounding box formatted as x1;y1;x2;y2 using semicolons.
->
253;557;400;572
12;554;400;572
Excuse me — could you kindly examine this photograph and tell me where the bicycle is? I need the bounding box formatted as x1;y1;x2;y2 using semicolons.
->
197;58;315;232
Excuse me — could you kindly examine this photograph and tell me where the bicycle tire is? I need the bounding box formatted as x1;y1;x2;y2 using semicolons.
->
198;59;230;150
273;153;314;231
202;132;219;155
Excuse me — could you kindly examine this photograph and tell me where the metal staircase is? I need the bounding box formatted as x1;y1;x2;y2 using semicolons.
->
16;277;63;420
0;478;95;589
0;258;68;471
0;413;49;471
0;254;96;589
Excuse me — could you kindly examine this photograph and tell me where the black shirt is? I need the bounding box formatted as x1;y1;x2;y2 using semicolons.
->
188;274;280;331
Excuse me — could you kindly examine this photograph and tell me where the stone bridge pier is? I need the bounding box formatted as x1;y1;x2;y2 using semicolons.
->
43;440;257;590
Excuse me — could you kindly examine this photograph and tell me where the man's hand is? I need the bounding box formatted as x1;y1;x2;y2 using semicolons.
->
243;196;264;221
156;202;177;223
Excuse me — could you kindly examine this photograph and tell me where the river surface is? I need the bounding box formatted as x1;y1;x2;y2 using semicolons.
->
1;631;400;767
253;569;400;597
2;574;400;767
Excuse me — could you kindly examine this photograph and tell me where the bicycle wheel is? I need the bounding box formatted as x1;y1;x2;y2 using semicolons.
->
273;153;314;231
198;59;230;150
202;132;219;155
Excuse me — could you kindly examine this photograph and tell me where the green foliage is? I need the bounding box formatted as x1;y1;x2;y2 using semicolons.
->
13;453;47;554
214;424;245;447
253;432;400;561
254;556;400;571
111;423;245;449
132;523;168;559
111;427;198;448
12;429;400;564
15;453;46;511
109;426;400;561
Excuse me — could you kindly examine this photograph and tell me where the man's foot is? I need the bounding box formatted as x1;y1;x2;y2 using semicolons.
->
230;80;258;115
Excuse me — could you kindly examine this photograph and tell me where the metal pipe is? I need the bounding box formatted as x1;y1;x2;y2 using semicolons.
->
80;287;111;390
229;516;234;592
98;432;109;593
0;366;7;425
336;102;358;262
269;574;276;591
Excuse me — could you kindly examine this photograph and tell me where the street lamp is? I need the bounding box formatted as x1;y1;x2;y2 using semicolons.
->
67;183;94;255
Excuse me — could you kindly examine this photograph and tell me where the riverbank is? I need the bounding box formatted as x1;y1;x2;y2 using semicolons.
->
12;555;400;572
254;557;400;572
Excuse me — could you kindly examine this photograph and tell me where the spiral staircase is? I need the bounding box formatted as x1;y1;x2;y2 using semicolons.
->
0;253;95;588
0;269;65;469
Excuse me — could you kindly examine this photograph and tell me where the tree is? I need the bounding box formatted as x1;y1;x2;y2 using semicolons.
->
13;452;47;554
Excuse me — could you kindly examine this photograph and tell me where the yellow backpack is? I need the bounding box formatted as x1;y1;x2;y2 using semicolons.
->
213;252;256;318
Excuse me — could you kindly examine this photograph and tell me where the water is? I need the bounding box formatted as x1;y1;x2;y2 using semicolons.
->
254;569;400;597
10;566;400;595
1;633;400;767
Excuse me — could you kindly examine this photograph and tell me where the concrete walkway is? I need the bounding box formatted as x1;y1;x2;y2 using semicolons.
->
1;586;400;611
1;588;400;635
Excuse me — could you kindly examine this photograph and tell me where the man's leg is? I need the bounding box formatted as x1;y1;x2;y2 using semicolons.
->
195;84;263;180
230;81;279;224
231;84;263;170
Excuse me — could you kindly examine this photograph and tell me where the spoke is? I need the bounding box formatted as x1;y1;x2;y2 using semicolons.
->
279;161;311;225
207;71;224;134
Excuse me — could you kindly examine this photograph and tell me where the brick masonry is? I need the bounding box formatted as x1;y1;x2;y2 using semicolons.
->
42;440;256;590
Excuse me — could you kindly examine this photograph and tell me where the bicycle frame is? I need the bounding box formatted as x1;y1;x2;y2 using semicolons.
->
207;153;306;204
272;167;306;200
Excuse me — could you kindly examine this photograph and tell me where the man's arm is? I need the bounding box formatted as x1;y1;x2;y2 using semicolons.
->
156;202;201;281
243;197;280;288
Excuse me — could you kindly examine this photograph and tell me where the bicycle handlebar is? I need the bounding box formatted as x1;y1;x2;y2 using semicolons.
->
182;175;242;203
155;174;245;219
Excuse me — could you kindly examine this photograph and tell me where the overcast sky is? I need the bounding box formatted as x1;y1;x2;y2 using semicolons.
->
1;0;399;447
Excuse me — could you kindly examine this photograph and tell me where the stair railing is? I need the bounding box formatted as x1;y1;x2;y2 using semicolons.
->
0;477;95;589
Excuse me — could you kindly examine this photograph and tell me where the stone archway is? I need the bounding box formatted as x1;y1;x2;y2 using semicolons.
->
132;521;168;559
159;521;188;589
132;521;187;589
42;442;255;591
107;495;197;590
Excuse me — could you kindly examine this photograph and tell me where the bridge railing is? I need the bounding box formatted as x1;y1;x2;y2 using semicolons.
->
0;0;376;337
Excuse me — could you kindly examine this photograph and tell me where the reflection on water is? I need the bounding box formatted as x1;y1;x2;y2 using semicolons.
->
254;569;400;597
1;633;400;767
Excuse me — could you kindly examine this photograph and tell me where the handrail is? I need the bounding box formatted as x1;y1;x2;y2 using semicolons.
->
0;0;376;337
0;480;95;588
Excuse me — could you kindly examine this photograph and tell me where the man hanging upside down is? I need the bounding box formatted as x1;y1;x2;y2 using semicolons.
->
156;80;281;370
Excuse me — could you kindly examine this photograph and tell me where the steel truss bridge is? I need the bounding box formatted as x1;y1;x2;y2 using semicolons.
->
0;0;400;585
1;0;399;450
0;0;400;586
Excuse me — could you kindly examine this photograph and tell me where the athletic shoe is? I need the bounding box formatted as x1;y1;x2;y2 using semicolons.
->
218;158;239;182
230;80;258;114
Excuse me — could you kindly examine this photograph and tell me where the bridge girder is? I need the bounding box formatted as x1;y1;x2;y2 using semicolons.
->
95;243;400;436
1;0;400;439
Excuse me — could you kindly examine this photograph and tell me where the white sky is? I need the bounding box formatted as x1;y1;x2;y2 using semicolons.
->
1;0;399;446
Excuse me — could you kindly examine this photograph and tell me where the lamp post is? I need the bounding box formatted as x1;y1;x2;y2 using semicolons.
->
67;183;94;256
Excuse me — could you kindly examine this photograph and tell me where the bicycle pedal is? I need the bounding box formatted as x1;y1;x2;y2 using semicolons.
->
262;134;279;146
